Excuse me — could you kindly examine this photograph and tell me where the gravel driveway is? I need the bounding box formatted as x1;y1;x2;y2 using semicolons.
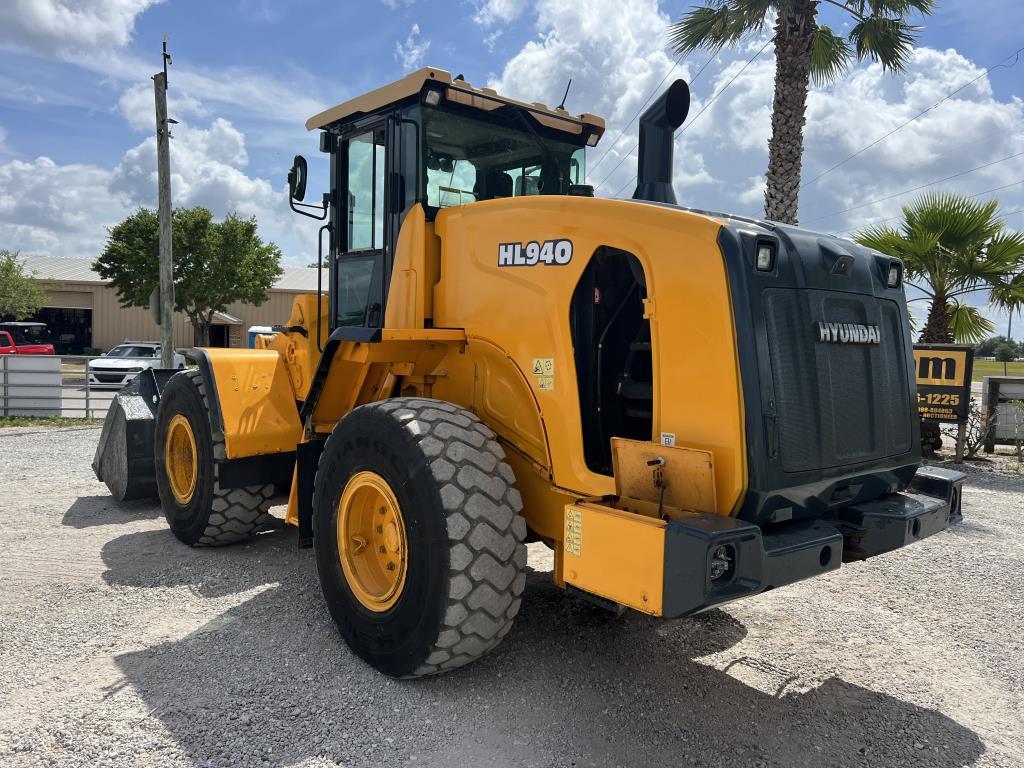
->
0;425;1021;768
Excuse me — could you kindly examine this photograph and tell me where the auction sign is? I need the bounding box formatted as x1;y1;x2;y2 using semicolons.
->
913;344;975;423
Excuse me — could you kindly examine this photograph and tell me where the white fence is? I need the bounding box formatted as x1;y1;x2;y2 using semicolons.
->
0;355;119;418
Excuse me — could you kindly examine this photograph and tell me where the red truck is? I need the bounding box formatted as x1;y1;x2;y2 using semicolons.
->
0;322;56;355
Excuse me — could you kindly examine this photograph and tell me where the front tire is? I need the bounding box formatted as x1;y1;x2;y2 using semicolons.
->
155;369;275;546
313;398;527;677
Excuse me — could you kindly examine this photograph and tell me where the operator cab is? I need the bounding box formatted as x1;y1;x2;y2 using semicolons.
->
289;67;605;332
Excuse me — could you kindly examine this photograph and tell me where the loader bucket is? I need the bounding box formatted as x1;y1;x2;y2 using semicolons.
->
92;368;178;502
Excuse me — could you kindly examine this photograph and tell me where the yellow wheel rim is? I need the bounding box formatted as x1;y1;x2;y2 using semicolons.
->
165;414;198;505
337;471;408;612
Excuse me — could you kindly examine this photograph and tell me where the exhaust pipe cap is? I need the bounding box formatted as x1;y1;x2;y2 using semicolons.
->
633;79;691;205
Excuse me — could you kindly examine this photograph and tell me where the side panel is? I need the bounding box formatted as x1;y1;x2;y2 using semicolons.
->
562;502;667;615
192;348;302;459
432;196;746;513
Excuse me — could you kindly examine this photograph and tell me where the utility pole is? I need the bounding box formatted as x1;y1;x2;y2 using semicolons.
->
154;37;174;368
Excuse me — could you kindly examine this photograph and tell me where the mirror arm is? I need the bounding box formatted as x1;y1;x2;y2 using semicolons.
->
289;193;329;221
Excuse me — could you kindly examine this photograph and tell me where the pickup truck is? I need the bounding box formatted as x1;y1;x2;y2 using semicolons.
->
0;323;56;355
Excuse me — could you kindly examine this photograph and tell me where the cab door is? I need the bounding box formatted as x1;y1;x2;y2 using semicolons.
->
334;119;392;330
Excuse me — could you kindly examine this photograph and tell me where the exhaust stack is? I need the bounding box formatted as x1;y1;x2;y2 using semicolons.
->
632;79;690;205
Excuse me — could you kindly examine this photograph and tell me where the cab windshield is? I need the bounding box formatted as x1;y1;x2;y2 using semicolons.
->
107;345;159;358
423;104;585;210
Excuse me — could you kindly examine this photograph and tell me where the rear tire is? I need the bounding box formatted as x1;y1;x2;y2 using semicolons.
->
155;369;275;546
313;397;527;677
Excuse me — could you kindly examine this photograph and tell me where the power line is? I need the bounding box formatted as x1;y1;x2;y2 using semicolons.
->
593;49;720;193
605;39;772;198
831;178;1024;236
801;44;1024;189
803;150;1024;224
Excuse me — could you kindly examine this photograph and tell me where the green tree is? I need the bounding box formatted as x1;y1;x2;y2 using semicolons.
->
979;335;1012;357
978;335;1020;358
990;268;1024;350
994;342;1016;362
0;249;48;321
94;207;284;346
669;0;934;224
855;193;1024;344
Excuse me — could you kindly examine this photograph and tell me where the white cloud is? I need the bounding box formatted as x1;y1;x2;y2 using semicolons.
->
0;0;160;57
110;118;261;212
482;30;503;52
0;156;126;256
474;0;527;26
0;116;313;263
380;0;415;7
117;81;210;132
394;24;430;71
488;0;709;197
737;175;766;206
800;47;1024;233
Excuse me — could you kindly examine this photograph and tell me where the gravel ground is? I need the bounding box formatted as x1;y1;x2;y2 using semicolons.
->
0;425;1021;768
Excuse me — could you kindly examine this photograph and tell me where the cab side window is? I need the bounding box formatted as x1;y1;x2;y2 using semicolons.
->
347;129;386;251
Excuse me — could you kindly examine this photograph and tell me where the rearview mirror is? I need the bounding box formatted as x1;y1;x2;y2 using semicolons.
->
288;155;308;202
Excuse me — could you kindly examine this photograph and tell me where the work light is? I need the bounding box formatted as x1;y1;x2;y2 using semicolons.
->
887;260;902;288
755;243;775;272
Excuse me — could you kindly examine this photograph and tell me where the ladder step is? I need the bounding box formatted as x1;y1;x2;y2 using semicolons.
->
629;341;651;352
619;379;652;400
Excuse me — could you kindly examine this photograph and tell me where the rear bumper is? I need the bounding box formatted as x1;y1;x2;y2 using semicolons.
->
661;465;964;618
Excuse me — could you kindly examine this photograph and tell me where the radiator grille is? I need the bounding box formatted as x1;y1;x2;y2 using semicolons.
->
763;289;912;473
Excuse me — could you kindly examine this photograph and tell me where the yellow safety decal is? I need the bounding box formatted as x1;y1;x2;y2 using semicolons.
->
532;357;555;391
531;357;554;376
565;507;583;556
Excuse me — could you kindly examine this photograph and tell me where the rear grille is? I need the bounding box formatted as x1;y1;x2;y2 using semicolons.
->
763;289;912;473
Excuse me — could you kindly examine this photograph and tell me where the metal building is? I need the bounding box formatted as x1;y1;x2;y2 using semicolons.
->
18;256;322;354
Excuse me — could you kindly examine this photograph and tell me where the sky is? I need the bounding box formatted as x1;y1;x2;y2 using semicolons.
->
1;0;1023;334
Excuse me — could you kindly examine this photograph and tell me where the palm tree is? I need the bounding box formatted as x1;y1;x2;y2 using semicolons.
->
669;0;935;224
855;192;1024;454
855;192;1024;344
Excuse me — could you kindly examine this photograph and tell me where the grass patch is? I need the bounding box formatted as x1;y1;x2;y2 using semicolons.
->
0;416;103;428
972;360;1024;382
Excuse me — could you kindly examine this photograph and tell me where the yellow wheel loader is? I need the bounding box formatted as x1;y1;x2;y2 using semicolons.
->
94;67;964;678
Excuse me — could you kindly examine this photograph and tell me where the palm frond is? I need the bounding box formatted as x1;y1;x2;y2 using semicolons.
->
668;0;772;55
862;0;936;16
990;272;1024;312
947;301;995;344
850;16;917;72
853;224;940;283
809;25;852;85
903;192;1001;253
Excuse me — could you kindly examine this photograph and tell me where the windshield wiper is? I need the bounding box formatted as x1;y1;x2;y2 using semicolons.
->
508;108;573;193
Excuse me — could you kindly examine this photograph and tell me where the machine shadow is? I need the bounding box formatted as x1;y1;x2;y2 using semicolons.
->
62;494;163;529
99;514;296;598
112;563;985;767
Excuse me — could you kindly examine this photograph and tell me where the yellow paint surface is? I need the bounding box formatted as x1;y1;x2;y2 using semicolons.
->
432;195;746;515
562;501;666;615
201;348;302;459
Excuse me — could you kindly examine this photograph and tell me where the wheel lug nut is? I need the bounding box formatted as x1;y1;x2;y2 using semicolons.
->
379;546;386;553
386;562;396;571
376;525;383;533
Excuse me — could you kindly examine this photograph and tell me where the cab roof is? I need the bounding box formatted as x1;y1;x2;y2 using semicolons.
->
305;66;605;144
